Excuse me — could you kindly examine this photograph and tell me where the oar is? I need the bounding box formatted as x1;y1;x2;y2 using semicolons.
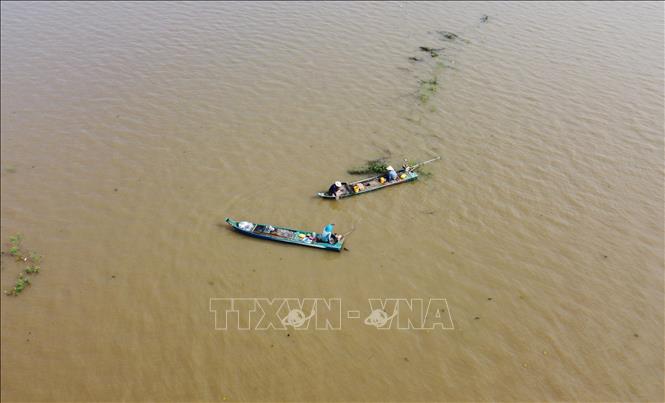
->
339;221;360;251
409;156;441;171
341;225;356;238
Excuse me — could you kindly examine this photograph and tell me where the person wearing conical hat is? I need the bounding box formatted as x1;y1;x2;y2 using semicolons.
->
327;181;344;200
386;165;398;182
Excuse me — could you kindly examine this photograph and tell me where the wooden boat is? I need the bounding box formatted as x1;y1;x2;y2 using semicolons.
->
317;157;440;200
225;218;345;251
317;169;418;199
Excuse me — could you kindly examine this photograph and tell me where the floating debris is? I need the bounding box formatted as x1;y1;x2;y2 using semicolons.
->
436;31;470;44
419;46;444;52
437;31;459;41
419;46;444;58
7;273;31;296
2;235;44;296
404;19;480;110
418;77;439;104
480;14;489;23
7;234;22;258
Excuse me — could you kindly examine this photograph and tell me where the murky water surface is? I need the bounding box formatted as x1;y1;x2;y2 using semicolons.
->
1;2;663;401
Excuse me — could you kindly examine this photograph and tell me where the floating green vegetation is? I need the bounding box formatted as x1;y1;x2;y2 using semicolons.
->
404;21;481;112
29;252;42;263
2;234;44;296
436;31;470;44
419;46;443;58
437;31;458;41
7;273;31;296
8;234;23;258
4;165;17;174
418;77;439;104
417;168;433;178
434;61;458;72
347;158;388;175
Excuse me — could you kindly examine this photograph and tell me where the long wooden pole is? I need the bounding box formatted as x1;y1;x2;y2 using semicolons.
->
410;156;441;170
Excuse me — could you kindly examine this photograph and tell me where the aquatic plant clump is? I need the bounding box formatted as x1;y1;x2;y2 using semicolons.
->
347;158;389;175
2;234;44;296
7;234;23;257
436;31;471;44
6;273;31;296
419;46;444;58
437;31;459;41
418;77;439;104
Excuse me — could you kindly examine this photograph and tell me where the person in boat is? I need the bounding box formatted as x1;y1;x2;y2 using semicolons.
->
328;181;344;200
318;223;334;243
386;166;398;182
317;223;342;244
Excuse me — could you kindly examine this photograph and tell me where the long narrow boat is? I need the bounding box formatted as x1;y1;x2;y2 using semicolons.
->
225;218;344;251
317;169;418;199
317;157;439;200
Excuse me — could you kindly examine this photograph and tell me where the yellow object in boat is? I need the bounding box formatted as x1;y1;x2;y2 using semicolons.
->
298;233;306;239
379;177;386;184
400;173;407;179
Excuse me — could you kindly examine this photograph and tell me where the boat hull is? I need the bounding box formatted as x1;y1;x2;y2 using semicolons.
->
225;218;344;251
317;170;418;199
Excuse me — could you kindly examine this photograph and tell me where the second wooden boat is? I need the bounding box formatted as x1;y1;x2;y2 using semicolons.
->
317;157;440;200
317;169;418;199
225;218;345;251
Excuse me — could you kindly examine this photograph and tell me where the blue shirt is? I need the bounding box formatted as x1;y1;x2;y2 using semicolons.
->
387;170;398;181
320;224;334;242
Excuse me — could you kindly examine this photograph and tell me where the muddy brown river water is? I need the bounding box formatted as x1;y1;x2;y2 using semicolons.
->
1;2;663;401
